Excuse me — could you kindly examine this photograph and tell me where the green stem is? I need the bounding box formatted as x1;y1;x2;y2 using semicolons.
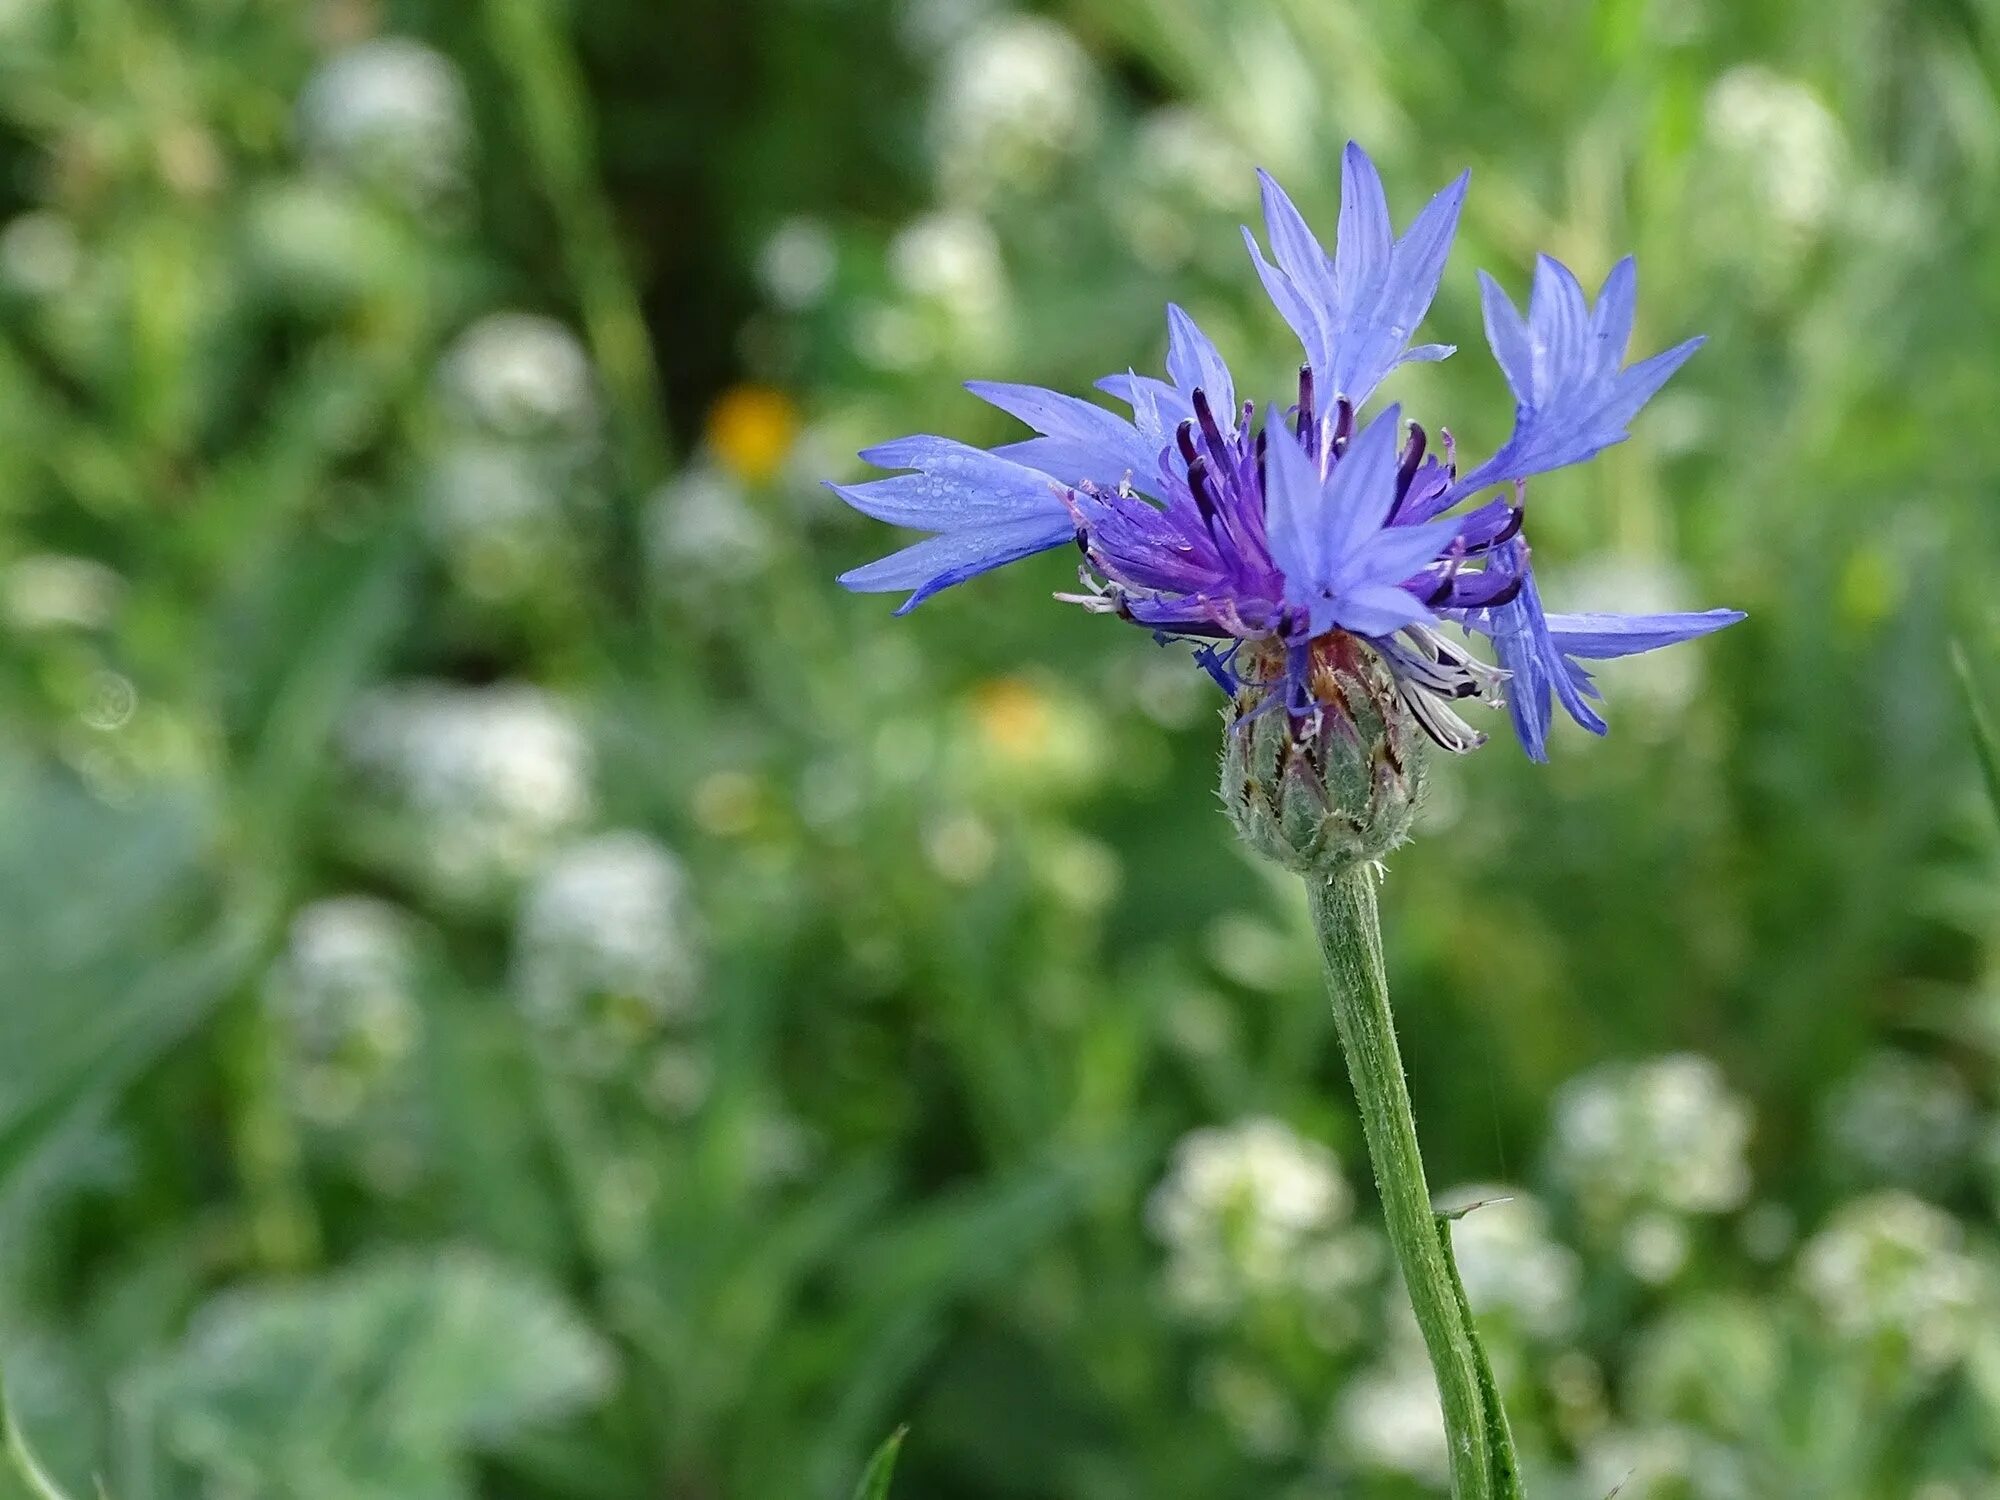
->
1307;864;1519;1500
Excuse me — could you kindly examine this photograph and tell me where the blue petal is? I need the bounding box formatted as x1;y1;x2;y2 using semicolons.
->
966;380;1160;491
1335;512;1464;595
1469;545;1743;757
1268;405;1433;635
837;514;1078;614
1544;609;1745;659
1254;170;1337;353
1241;224;1327;366
1402;341;1457;365
1332;143;1393;311
828;435;1078;611
1453;254;1704;497
1477;270;1536;400
1095;371;1190;443
1329;582;1436;639
1322;148;1468;408
1319;403;1404;566
1163;304;1236;424
1467;546;1594;760
1243;150;1467;411
832;438;1070;527
1261;411;1327;596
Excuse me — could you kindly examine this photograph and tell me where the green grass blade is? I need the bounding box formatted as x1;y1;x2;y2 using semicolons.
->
1951;641;2000;831
848;1427;905;1500
2;1371;82;1500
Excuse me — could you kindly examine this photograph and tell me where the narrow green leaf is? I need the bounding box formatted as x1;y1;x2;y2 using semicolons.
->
2;1372;81;1500
1952;641;2000;832
848;1427;905;1500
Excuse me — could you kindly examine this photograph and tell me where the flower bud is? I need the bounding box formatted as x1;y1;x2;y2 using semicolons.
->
1220;634;1425;874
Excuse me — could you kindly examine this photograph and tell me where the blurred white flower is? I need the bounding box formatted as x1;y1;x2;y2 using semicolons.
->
1119;108;1253;271
1147;1116;1366;1320
243;178;405;311
265;897;421;1129
0;211;79;299
1797;1191;1987;1376
1696;67;1847;299
889;211;1003;312
931;16;1099;200
1135;108;1250;211
640;1041;713;1117
757;216;838;311
1823;1050;1976;1191
646;466;775;592
850;301;931;372
880;210;1008;361
3;553;123;631
739;1109;816;1187
1578;1423;1752;1500
589;1152;661;1255
1703;67;1846;234
1203;913;1302;993
439;313;600;448
1627;1295;1785;1432
296;38;472;205
1128;653;1207;730
1335;1354;1447;1483
1621;1210;1695;1285
0;0;51;43
514;831;702;1044
1440;1187;1582;1339
420;440;572;599
923;810;998;885
1550;1054;1753;1249
1196;1357;1298;1460
341;681;593;902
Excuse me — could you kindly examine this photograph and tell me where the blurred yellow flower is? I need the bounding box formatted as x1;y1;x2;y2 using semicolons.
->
706;384;798;483
972;676;1051;762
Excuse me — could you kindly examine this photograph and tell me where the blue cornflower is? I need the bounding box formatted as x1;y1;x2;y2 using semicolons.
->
830;142;1742;759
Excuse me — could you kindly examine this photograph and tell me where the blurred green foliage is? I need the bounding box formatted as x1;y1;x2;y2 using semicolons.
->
0;0;1999;1497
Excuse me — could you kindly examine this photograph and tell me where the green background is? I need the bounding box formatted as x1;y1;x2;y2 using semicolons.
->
2;0;1999;1496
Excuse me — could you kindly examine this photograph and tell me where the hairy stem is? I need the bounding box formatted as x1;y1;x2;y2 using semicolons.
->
1307;864;1519;1500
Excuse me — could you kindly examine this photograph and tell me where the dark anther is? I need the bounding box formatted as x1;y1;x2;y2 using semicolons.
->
1295;364;1316;444
1185;454;1218;524
1175;418;1201;470
1253;426;1268;495
1478;506;1526;551
1330;397;1354;455
1458;506;1526;556
1074;530;1090;556
1481;574;1524;609
1386;422;1428;522
1192;387;1229;461
1425;570;1458;606
1395;422;1427;496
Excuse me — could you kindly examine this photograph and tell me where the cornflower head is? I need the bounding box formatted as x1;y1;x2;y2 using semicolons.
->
830;144;1742;851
